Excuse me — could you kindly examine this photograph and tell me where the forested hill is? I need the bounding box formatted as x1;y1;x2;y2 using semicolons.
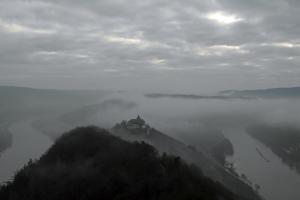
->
0;126;240;200
112;120;261;200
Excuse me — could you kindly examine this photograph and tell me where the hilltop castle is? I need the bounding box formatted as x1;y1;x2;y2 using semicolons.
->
116;115;151;135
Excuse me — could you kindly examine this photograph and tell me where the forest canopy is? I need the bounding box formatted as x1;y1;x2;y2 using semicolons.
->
0;126;238;200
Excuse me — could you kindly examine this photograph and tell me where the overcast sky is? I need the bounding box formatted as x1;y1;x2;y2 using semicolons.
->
0;0;300;93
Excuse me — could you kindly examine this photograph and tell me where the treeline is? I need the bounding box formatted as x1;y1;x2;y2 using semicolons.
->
0;126;238;200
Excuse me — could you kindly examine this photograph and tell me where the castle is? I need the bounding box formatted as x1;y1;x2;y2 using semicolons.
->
127;115;146;129
117;115;151;135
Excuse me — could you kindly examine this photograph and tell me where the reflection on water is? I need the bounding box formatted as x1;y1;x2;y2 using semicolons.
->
224;128;300;200
0;120;53;183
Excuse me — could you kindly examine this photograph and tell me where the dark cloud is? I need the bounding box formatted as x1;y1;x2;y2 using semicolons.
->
0;0;299;92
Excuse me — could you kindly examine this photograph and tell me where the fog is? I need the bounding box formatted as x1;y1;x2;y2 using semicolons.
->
76;92;300;134
1;88;300;200
82;92;300;200
1;0;300;199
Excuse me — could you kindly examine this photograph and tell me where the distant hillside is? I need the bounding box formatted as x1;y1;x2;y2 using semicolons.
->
0;86;109;110
0;127;240;200
0;86;110;154
220;87;300;98
145;93;252;100
0;85;111;125
152;87;300;99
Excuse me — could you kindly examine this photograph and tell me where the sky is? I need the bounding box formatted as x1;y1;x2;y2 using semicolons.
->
0;0;300;93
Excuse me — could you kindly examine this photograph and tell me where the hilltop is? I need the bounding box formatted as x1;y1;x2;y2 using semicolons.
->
112;116;261;200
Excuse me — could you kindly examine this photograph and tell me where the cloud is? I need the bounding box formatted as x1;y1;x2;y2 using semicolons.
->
196;45;249;56
149;58;167;65
0;20;56;34
260;42;300;48
205;11;244;25
103;35;170;49
0;0;299;92
104;36;145;45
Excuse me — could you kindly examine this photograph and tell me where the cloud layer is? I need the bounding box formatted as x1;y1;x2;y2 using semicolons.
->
0;0;300;92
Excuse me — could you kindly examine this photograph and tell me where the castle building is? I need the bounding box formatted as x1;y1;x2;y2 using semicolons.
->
127;115;145;129
126;116;150;134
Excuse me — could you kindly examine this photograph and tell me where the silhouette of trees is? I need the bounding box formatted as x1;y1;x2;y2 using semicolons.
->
0;126;237;200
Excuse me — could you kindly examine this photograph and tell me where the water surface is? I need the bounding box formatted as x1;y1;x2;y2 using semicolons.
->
0;119;53;183
224;128;300;200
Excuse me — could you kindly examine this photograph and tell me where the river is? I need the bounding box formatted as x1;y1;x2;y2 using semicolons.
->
0;119;53;183
224;127;300;200
2;120;300;200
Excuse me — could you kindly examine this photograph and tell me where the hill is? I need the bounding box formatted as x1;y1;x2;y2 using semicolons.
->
112;117;261;200
0;126;239;200
0;86;109;110
0;85;110;154
145;93;252;100
220;87;300;98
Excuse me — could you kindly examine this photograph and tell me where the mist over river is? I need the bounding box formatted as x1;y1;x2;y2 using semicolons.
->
0;119;53;183
1;93;300;200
